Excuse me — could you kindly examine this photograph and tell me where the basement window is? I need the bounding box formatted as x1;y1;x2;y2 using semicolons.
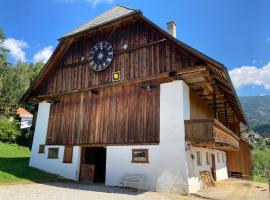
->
63;146;73;163
38;145;45;153
132;149;149;163
48;148;59;159
197;151;202;166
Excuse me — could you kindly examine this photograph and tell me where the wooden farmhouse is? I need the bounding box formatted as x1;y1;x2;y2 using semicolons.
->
21;5;252;194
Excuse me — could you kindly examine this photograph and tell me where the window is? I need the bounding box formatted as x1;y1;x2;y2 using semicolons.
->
197;151;202;166
132;149;149;163
38;145;45;153
206;152;210;165
48;148;59;159
63;146;73;163
217;152;220;163
222;153;225;163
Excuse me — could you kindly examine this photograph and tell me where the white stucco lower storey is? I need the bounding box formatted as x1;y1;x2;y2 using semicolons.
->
185;142;228;193
29;81;229;194
29;102;81;181
105;81;190;194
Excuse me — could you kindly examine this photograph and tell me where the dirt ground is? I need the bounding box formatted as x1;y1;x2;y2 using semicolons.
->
195;178;269;200
0;178;268;200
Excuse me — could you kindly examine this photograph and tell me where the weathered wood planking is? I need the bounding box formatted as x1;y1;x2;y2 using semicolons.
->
185;118;239;150
226;140;253;177
46;83;160;145
37;20;197;96
190;90;214;119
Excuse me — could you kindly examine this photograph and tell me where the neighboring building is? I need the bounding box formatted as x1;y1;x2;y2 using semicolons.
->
21;5;252;194
243;131;262;140
16;107;33;129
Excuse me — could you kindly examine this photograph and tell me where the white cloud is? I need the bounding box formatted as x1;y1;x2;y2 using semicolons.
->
85;0;114;6
229;62;270;90
33;46;53;63
55;0;114;5
3;38;28;62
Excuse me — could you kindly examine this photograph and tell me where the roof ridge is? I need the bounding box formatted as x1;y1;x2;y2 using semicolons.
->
61;5;140;39
116;4;138;11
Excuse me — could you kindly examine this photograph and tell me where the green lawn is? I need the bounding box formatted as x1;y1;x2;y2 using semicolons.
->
0;142;58;184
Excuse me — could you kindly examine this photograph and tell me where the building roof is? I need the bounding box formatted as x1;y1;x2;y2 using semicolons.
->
20;5;247;124
17;107;33;118
62;5;139;38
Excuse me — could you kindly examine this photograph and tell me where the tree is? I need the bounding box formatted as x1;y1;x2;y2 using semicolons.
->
0;28;9;93
29;62;44;83
0;62;32;116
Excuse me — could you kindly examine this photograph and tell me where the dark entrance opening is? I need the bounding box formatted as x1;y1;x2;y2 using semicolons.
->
80;147;106;183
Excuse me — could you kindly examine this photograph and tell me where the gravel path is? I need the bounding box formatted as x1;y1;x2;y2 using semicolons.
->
0;179;268;200
0;182;197;200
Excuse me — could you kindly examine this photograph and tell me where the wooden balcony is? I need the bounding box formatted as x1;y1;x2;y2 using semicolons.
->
185;119;240;150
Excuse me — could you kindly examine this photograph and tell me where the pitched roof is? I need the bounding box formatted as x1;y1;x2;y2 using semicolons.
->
21;5;246;124
17;107;33;118
62;5;139;38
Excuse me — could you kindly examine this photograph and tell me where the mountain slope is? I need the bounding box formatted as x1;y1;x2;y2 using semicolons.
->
240;95;270;137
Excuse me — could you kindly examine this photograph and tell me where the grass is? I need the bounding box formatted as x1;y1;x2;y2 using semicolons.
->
0;142;58;184
253;175;269;183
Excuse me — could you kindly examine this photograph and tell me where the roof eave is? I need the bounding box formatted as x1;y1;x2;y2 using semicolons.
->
139;16;247;124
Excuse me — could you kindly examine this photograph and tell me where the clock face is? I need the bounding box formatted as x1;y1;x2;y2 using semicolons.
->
89;41;113;72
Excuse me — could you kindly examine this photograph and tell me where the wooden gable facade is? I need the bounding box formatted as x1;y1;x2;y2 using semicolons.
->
21;6;246;149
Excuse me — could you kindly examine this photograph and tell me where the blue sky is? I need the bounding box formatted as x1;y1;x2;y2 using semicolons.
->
0;0;270;96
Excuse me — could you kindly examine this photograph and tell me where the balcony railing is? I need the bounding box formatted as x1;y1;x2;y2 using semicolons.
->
185;119;240;150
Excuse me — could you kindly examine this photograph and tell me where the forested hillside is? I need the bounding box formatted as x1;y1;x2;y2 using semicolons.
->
240;95;270;137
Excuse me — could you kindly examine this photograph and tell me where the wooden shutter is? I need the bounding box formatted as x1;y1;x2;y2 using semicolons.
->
63;146;73;163
38;144;45;153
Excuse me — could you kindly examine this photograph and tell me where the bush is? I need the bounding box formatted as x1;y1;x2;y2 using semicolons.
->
252;146;270;180
0;118;20;143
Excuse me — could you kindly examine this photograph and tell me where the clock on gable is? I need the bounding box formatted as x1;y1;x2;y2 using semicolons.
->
89;41;113;72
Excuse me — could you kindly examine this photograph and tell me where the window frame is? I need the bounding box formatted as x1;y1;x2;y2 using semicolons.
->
63;146;73;163
132;149;149;163
48;147;59;159
196;151;202;166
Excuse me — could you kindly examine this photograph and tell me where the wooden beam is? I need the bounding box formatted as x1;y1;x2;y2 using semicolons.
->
37;67;207;99
115;39;167;56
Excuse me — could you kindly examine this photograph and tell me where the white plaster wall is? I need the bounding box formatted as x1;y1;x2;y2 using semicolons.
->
29;101;81;181
185;143;228;193
106;81;190;194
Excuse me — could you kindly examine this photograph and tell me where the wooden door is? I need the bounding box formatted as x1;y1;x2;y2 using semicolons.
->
211;154;216;181
80;147;95;183
80;164;95;183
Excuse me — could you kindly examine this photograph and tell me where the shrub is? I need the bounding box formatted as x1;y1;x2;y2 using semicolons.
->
252;146;270;180
0;118;20;143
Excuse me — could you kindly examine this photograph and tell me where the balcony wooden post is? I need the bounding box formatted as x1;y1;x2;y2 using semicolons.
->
224;101;228;127
213;90;217;119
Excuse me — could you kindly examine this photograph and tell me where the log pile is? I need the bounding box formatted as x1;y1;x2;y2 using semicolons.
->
199;170;216;188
